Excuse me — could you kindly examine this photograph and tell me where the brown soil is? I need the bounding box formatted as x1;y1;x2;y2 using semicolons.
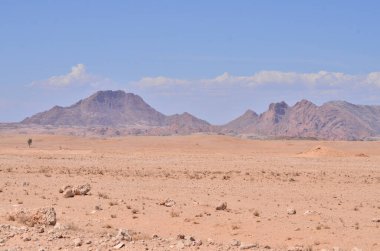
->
0;134;379;250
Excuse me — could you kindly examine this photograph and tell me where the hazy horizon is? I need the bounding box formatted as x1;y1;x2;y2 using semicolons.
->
1;1;380;124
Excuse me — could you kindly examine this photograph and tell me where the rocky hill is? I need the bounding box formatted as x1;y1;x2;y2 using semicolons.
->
221;99;380;140
21;90;211;134
22;90;167;126
19;91;380;140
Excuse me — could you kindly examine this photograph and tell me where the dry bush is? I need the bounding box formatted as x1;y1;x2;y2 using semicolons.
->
38;167;50;174
98;192;110;199
170;210;180;217
6;214;15;222
131;209;139;214
109;201;118;206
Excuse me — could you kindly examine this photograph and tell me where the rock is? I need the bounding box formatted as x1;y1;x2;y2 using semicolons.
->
176;234;185;240
240;243;257;250
116;229;132;241
351;248;362;251
230;239;241;247
303;210;317;216
183;239;193;247
36;227;44;233
10;207;56;227
152;234;159;239
194;240;202;246
59;185;72;193
372;218;380;223
176;241;185;249
160;198;176;207
61;184;91;197
22;235;31;241
73;184;91;195
54;223;69;231
63;188;74;198
113;242;125;249
73;238;82;247
287;208;297;215
287;246;304;251
185;235;195;241
216;202;227;210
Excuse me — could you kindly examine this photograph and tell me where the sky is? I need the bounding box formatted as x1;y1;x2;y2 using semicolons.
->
1;1;380;124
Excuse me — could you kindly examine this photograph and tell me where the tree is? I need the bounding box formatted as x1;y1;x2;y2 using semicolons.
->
27;138;32;148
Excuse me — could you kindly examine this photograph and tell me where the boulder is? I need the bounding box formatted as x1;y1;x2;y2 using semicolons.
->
216;202;227;211
73;184;91;195
10;207;56;227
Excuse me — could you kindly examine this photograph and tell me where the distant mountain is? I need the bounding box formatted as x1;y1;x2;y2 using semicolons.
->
22;90;210;134
22;90;166;126
222;109;258;133
20;90;380;140
220;99;380;140
166;112;211;133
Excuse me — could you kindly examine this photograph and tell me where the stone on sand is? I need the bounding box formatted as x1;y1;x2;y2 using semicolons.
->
73;238;82;247
113;242;125;249
287;208;297;215
230;239;241;247
116;229;132;241
9;207;56;227
160;198;176;207
63;188;75;198
216;202;227;210
73;183;91;195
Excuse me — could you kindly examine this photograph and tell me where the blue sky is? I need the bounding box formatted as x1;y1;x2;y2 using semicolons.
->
1;1;380;124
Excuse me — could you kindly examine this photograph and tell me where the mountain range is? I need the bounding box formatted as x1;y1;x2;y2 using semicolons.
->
19;90;380;140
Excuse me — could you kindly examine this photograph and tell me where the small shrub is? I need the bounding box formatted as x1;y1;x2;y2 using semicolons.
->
170;210;180;217
27;138;32;148
98;192;110;199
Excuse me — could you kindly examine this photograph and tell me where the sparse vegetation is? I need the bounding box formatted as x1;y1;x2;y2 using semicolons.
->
109;201;118;206
170;210;180;217
98;192;110;199
27;138;32;148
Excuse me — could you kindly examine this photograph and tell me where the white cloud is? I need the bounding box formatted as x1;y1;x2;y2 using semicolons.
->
135;76;188;88
31;64;112;88
246;71;356;86
366;72;380;87
134;70;380;89
200;71;359;87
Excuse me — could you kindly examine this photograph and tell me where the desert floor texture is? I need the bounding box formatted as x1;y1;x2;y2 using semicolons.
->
0;134;379;251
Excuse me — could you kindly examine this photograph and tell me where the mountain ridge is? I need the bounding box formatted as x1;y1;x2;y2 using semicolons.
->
222;99;380;140
19;90;380;140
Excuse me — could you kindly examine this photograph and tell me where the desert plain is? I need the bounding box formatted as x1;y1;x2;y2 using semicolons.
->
0;134;379;251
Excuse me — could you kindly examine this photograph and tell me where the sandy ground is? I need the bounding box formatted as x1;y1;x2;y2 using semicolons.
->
0;134;379;251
